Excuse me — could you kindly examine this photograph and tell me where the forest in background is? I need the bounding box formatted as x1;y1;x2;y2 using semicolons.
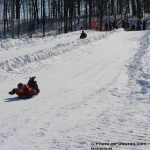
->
0;0;150;38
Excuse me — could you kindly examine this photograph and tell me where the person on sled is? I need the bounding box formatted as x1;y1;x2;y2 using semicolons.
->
9;77;40;98
80;30;87;39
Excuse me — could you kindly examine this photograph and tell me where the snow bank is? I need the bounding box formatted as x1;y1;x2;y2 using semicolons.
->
128;30;150;95
0;30;115;73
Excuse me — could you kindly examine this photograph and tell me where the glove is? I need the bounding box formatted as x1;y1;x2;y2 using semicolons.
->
8;89;15;95
9;91;14;95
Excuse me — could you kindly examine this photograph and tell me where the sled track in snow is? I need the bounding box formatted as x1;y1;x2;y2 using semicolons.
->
0;30;115;73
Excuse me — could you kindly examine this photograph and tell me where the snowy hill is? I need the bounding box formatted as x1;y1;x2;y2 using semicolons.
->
0;29;150;150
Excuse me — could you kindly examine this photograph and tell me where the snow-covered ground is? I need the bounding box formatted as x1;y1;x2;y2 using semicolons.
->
0;29;150;150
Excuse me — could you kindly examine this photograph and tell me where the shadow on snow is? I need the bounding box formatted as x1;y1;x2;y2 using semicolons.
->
4;96;33;102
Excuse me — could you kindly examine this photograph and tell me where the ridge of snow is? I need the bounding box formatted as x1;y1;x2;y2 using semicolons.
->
128;30;150;95
0;30;115;73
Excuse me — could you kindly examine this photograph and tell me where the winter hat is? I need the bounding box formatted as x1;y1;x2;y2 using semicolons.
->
18;83;24;88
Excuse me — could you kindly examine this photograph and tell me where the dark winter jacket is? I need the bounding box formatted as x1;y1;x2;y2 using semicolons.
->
80;31;87;39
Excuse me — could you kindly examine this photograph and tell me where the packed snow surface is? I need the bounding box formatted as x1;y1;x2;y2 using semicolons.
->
0;29;150;150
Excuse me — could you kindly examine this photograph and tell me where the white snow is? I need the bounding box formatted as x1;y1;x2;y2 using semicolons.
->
0;29;150;150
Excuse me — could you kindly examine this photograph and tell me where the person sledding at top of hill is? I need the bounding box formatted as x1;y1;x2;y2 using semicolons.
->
80;30;87;39
9;77;40;98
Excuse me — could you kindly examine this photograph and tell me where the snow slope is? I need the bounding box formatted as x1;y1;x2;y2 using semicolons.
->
0;29;150;150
